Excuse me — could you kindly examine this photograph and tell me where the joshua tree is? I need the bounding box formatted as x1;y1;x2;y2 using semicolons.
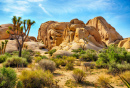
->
4;40;8;53
0;40;8;54
0;47;1;55
6;16;35;57
1;41;4;54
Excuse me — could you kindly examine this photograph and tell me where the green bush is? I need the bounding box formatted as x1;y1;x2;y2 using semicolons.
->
19;70;53;88
39;59;56;73
4;52;12;57
51;58;67;68
51;58;61;68
72;69;86;83
80;49;97;61
66;56;76;63
65;62;74;70
48;49;56;56
12;50;33;63
21;50;33;63
16;81;23;88
71;53;80;59
34;56;42;63
0;55;8;63
0;67;17;88
108;61;130;75
96;44;130;74
3;56;28;67
56;55;62;58
40;55;48;59
71;48;83;53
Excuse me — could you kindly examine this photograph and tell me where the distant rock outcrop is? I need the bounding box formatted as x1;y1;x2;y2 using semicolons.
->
118;38;130;49
37;16;123;55
86;16;123;45
0;24;13;40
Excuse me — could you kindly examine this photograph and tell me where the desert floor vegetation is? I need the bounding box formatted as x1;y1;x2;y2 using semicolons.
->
0;44;130;88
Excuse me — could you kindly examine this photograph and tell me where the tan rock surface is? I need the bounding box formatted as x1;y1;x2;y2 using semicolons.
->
0;24;13;40
37;16;124;52
86;16;123;45
118;38;130;49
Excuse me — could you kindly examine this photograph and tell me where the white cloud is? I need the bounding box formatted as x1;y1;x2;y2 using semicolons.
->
39;4;52;16
28;0;44;2
1;0;30;16
43;0;115;14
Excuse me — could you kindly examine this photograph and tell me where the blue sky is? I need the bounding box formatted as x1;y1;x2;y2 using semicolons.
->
0;0;130;38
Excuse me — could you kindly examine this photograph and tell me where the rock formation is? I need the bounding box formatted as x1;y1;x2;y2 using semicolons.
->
37;16;123;55
0;24;13;40
86;16;123;45
118;38;130;49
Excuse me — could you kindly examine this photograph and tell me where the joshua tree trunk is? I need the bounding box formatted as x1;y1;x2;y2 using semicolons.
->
19;46;22;57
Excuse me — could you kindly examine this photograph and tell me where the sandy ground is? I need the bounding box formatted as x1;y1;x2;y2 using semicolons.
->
0;61;127;88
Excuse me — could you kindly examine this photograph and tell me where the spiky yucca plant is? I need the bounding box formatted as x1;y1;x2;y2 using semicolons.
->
4;40;8;53
119;76;130;88
0;40;8;54
1;41;4;54
0;47;1;55
6;16;35;57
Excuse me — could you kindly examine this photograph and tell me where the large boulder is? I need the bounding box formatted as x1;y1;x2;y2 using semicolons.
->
0;24;13;40
0;40;18;53
86;16;123;45
118;38;130;49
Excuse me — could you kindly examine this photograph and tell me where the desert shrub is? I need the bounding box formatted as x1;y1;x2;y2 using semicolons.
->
39;59;56;73
35;55;48;63
3;56;28;67
35;51;41;56
56;55;62;58
76;61;81;66
21;50;33;63
65;62;74;70
48;49;56;56
72;69;86;83
79;50;86;54
71;53;80;59
97;75;113;88
59;59;67;66
121;71;130;83
0;55;8;63
80;49;97;61
51;58;61;68
51;58;67;68
96;44;130;74
71;48;83;53
4;52;12;57
34;56;42;63
83;62;95;69
19;70;53;88
12;50;33;63
66;56;76;63
108;61;130;75
40;55;48;59
0;67;17;88
16;81;23;88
